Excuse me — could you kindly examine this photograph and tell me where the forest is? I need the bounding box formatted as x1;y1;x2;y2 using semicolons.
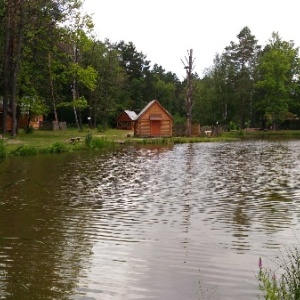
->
1;0;300;136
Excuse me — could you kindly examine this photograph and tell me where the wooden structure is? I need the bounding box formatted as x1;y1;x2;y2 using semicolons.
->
173;123;201;137
0;103;12;131
0;104;43;132
134;100;173;137
18;114;44;130
39;121;67;131
116;110;137;130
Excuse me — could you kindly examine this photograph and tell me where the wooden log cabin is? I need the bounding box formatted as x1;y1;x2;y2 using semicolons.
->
134;100;173;137
116;110;137;130
1;103;43;132
18;114;44;130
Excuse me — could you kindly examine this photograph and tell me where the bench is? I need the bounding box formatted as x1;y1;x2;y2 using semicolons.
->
204;130;212;138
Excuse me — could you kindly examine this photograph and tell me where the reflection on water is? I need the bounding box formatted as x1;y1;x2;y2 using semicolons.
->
1;140;300;299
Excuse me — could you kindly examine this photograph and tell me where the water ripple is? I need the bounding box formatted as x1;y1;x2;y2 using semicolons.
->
2;141;300;299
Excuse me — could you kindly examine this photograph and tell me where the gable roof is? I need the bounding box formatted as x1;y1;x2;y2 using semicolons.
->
124;110;138;120
136;100;173;120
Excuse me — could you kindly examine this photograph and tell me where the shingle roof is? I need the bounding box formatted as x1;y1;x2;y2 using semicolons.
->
124;110;138;120
135;100;173;120
135;100;156;119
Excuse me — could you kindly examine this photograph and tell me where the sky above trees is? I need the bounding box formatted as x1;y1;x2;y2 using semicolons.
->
83;0;300;79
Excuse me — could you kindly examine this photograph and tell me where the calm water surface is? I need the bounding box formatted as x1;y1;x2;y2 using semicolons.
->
1;140;300;300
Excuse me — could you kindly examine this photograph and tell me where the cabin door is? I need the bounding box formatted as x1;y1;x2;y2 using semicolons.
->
150;121;161;136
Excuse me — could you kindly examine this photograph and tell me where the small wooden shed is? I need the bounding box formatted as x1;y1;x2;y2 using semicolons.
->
134;100;173;137
18;114;44;130
116;110;137;130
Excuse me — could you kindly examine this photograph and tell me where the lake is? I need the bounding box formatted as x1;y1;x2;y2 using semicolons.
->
1;140;300;299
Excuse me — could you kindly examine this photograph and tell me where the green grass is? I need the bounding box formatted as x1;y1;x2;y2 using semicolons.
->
1;128;300;159
1;128;133;158
3;128;131;148
223;129;300;139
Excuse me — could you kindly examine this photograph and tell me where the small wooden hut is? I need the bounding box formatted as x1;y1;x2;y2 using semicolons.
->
134;100;173;137
18;114;44;130
116;110;137;130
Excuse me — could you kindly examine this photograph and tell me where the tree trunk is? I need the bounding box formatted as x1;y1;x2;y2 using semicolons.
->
10;0;25;137
48;53;58;122
72;75;80;129
186;95;192;136
2;1;13;134
78;109;83;129
26;112;32;133
185;49;194;137
72;45;80;129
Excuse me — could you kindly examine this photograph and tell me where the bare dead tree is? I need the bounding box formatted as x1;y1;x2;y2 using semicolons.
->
181;49;195;137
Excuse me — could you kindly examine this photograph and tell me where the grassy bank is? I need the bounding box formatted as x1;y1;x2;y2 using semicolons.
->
0;128;125;159
1;128;300;160
222;129;300;139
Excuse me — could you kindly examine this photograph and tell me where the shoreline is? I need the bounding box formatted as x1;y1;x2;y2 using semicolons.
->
1;128;300;160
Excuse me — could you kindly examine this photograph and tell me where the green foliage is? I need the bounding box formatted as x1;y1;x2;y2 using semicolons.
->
258;247;300;300
3;0;300;134
20;96;49;116
134;138;174;145
97;124;106;132
238;129;245;136
24;126;34;134
19;96;49;133
173;113;186;125
84;132;93;148
84;132;114;149
229;121;239;131
11;146;38;156
77;65;98;91
48;142;68;153
91;137;114;149
224;27;261;128
57;96;88;109
113;40;152;109
0;139;7;160
69;64;98;91
152;75;176;112
200;54;236;126
254;33;299;129
258;266;288;300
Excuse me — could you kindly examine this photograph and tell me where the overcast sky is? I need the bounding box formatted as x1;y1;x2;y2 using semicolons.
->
83;0;300;80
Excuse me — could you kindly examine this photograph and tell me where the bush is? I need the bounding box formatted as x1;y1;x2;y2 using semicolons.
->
24;126;34;134
49;142;67;153
0;139;7;160
84;133;114;149
97;124;106;132
11;146;38;156
85;132;93;148
91;137;114;149
229;121;239;131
